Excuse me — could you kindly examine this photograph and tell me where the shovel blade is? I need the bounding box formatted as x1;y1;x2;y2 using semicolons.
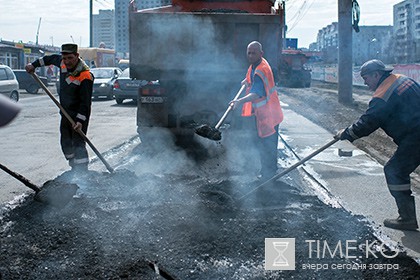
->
34;180;79;208
195;124;222;141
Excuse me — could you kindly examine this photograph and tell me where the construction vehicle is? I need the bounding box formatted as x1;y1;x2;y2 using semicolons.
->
129;0;285;134
78;47;116;68
278;49;311;88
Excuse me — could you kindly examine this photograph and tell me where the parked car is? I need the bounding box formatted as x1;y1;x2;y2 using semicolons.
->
0;65;19;101
13;69;48;94
90;67;122;99
112;68;147;104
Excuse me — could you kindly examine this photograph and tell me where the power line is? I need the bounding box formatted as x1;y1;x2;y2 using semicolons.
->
286;0;307;24
287;0;316;33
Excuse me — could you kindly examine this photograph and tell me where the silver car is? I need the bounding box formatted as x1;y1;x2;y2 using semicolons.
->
91;67;122;100
0;65;19;102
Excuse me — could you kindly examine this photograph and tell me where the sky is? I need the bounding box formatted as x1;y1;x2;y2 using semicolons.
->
0;0;401;49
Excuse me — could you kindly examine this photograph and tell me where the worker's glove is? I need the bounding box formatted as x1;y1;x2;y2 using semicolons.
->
25;63;35;74
229;100;240;110
73;122;83;132
334;128;354;142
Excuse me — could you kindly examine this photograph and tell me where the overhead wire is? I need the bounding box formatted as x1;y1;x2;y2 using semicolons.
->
286;0;316;33
286;0;308;24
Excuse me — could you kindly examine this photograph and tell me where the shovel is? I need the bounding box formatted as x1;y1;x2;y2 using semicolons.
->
195;84;246;141
31;73;114;173
0;162;78;207
239;138;339;200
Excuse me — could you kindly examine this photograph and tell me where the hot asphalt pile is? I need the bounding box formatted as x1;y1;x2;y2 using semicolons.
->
1;135;419;279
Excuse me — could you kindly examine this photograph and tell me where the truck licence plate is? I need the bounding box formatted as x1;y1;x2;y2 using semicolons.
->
140;96;164;103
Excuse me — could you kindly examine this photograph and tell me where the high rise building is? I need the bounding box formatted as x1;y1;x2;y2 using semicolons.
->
114;0;171;58
93;9;115;49
114;0;131;57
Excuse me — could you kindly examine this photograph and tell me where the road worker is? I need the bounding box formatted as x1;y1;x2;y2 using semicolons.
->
25;43;94;172
230;41;284;179
336;59;420;231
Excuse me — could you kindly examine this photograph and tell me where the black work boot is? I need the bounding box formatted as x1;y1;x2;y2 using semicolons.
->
384;192;418;231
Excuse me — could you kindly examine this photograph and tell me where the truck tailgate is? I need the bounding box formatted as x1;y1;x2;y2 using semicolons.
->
129;11;282;83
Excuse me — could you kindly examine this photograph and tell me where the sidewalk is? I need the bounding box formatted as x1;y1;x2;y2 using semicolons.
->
279;104;420;261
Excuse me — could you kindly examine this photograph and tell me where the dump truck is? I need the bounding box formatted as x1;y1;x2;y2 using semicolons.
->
278;49;311;88
129;0;285;135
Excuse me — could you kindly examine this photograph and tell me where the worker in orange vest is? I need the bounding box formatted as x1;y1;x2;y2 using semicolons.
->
230;41;284;179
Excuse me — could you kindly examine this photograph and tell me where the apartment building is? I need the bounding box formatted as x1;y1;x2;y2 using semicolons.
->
314;0;420;64
394;0;420;62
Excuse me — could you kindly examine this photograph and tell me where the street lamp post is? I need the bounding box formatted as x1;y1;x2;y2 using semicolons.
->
90;0;93;47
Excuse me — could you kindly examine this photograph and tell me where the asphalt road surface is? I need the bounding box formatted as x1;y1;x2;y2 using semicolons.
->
1;86;419;279
0;87;138;204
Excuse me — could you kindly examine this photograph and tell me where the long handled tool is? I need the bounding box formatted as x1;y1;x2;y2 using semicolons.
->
195;84;246;141
0;162;78;207
239;138;339;200
32;73;114;173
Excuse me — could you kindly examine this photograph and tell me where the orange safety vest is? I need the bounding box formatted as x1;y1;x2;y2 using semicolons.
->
241;58;283;137
60;61;93;85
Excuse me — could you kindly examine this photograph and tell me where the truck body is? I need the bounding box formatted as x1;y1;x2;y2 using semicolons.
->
78;47;116;68
129;0;285;133
278;49;311;88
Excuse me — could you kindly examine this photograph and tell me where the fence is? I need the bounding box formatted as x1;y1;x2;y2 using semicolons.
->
310;64;420;86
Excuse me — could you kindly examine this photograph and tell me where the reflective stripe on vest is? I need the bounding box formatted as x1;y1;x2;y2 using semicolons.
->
61;60;92;86
253;87;277;108
373;74;414;102
241;63;277;113
61;61;68;73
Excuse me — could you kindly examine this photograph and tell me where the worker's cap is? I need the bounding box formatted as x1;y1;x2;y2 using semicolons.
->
61;43;78;54
360;59;393;76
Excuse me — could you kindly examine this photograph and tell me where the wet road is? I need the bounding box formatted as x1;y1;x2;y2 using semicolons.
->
0;87;138;204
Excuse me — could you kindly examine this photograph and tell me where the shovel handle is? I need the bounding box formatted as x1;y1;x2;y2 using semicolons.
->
215;84;246;129
239;138;339;200
31;73;114;173
0;163;41;193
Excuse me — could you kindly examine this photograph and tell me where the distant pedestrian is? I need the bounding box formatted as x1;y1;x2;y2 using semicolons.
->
25;43;94;172
336;59;420;231
230;41;284;179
